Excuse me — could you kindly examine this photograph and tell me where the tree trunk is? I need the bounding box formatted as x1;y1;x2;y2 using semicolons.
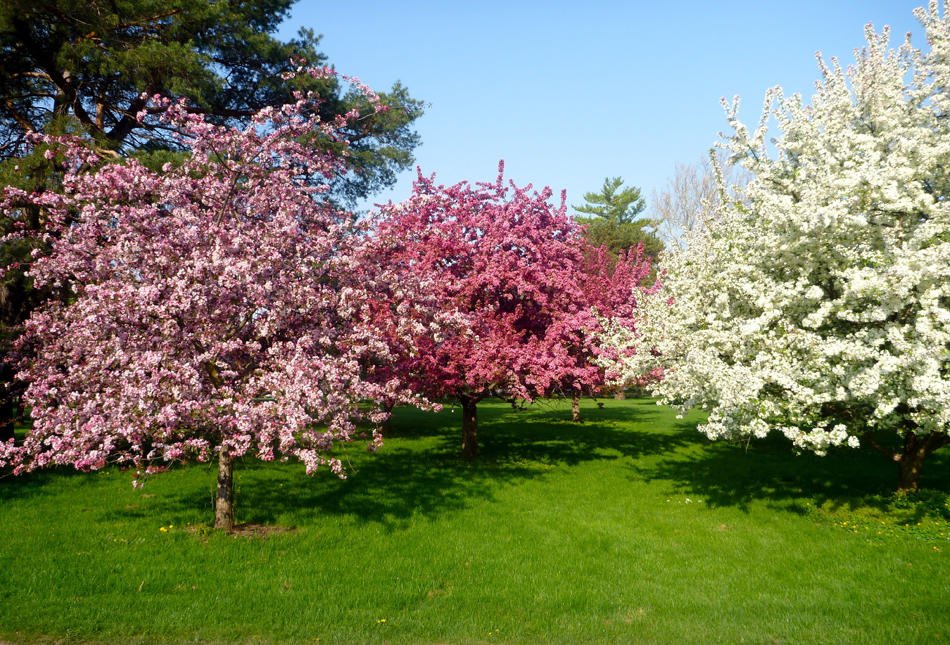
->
571;393;582;423
0;362;21;443
380;401;395;433
613;388;626;400
459;395;478;460
214;447;235;531
0;396;15;442
896;432;949;492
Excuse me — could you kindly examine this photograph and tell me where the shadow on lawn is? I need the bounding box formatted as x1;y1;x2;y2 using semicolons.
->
17;397;943;529
103;399;691;530
638;419;950;519
232;400;691;529
0;466;114;503
472;405;686;466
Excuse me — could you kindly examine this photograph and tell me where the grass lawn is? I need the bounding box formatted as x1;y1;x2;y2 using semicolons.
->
1;397;948;643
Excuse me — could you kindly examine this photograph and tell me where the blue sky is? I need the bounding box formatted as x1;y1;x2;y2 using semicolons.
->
278;1;925;214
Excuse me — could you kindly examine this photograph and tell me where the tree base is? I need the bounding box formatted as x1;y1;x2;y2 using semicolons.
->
894;432;949;492
214;448;235;531
460;395;478;459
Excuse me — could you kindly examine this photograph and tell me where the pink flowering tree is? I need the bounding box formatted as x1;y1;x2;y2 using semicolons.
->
0;70;425;530
584;243;663;371
580;242;654;329
371;164;601;457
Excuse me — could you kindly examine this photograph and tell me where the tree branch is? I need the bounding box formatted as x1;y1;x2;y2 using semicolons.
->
105;92;151;147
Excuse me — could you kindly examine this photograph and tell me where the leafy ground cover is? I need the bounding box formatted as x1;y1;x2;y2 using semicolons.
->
1;398;947;643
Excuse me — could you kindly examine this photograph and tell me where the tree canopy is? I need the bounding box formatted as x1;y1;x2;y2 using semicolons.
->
573;176;663;259
0;0;423;202
574;177;645;223
603;3;950;491
0;0;425;440
651;152;748;249
0;71;426;530
371;164;602;457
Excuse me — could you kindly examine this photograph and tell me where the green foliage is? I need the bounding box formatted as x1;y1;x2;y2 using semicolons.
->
128;149;189;173
0;148;57;439
574;177;645;223
1;398;947;642
580;216;665;259
574;177;663;258
0;0;423;202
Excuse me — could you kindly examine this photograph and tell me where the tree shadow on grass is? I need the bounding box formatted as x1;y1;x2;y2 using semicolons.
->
637;419;950;520
103;399;691;530
474;415;689;468
409;397;686;464
522;399;670;427
0;469;62;503
235;401;691;529
0;466;120;504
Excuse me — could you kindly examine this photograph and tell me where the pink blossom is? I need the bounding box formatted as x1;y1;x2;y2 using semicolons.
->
1;73;420;482
370;163;606;405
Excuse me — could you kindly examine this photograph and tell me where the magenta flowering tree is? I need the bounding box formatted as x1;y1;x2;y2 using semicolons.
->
0;70;424;530
573;242;658;410
580;242;655;328
372;164;601;457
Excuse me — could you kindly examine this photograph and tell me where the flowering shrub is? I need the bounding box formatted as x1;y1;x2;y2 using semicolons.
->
603;3;949;489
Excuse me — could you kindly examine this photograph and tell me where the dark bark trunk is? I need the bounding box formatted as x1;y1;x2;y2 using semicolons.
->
379;401;395;433
459;395;478;460
896;432;949;492
571;393;582;423
0;360;22;442
0;395;15;442
214;447;235;531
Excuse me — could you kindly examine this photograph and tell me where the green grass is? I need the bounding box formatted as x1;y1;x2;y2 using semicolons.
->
1;398;948;643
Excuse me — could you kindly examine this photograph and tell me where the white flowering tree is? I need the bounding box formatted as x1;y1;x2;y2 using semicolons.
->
604;3;949;491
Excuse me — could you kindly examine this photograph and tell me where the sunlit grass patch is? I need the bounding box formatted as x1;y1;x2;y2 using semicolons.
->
1;398;948;643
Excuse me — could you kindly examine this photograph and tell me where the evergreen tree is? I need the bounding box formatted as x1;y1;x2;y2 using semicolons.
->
575;177;646;223
0;1;423;202
573;177;664;261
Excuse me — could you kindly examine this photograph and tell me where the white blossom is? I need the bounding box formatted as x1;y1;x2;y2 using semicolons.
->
601;4;949;466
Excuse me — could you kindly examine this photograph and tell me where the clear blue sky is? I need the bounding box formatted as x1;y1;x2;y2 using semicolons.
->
278;1;925;214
